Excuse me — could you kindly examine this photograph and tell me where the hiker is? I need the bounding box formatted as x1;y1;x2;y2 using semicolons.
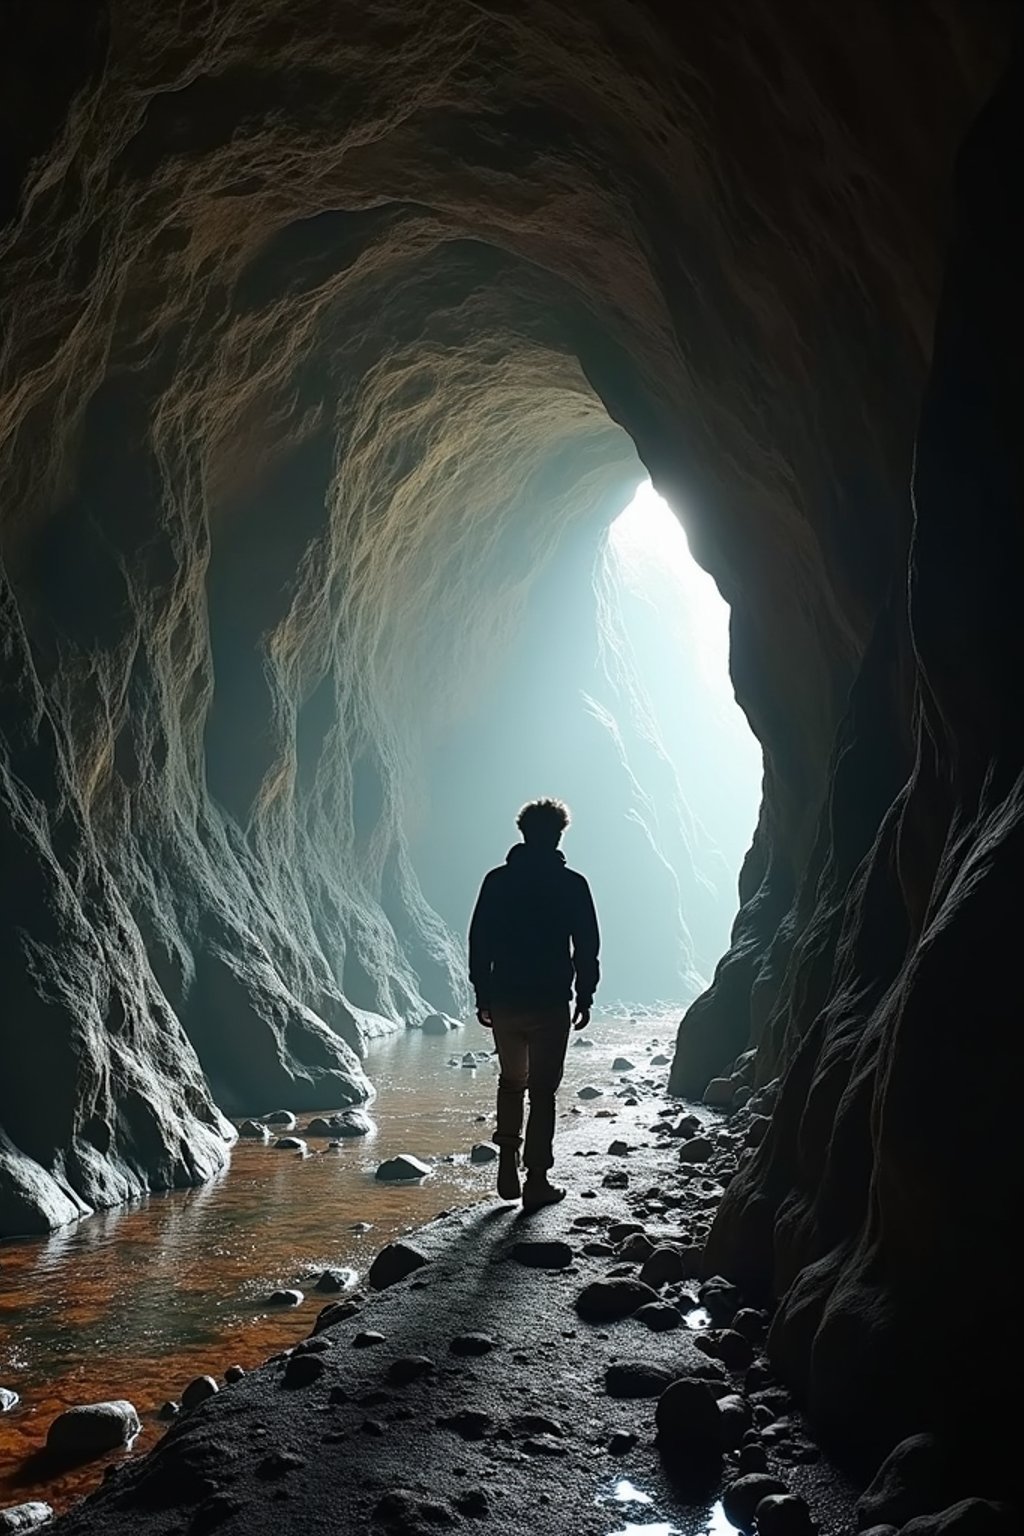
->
468;797;600;1210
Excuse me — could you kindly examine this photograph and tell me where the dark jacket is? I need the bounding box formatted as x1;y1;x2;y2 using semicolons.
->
468;843;600;1011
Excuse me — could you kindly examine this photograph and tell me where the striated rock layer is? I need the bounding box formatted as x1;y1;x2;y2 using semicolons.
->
0;0;1018;1480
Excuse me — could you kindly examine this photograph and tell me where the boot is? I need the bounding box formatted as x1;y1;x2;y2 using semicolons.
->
522;1173;566;1213
497;1149;521;1201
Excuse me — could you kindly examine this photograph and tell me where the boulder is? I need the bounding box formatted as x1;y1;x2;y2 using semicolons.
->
238;1119;269;1140
510;1240;574;1269
611;1056;635;1071
313;1268;356;1293
281;1353;326;1388
469;1142;498;1163
332;1108;374;1137
605;1361;677;1398
755;1493;815;1535
650;1053;671;1066
722;1474;787;1529
703;1076;735;1106
263;1110;297;1128
367;1241;429;1290
449;1333;495;1356
716;1393;752;1449
267;1288;304;1307
46;1400;140;1457
654;1377;722;1455
856;1435;953;1530
679;1135;715;1163
898;1504;1017;1536
375;1154;431;1181
636;1301;683;1331
577;1085;603;1100
274;1136;307;1152
421;1013;460;1034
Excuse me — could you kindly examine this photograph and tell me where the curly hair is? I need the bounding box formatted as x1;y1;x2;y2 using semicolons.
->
516;797;571;846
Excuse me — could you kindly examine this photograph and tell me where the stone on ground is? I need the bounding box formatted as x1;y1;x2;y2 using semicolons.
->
856;1434;952;1529
654;1377;722;1455
368;1241;429;1289
0;1388;19;1413
611;1056;635;1071
897;1502;1017;1536
722;1474;788;1528
267;1288;304;1306
605;1361;676;1398
238;1119;269;1139
469;1142;498;1163
421;1013;459;1034
575;1277;660;1321
0;1504;54;1533
510;1239;574;1269
449;1332;495;1356
46;1400;140;1456
180;1376;218;1410
375;1154;431;1181
755;1492;815;1535
282;1352;326;1388
703;1076;735;1106
263;1110;296;1127
273;1136;307;1152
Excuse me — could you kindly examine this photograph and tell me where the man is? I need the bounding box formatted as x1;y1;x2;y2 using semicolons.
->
468;797;600;1211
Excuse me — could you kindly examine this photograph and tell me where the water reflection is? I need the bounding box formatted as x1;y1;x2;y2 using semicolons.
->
0;1015;674;1512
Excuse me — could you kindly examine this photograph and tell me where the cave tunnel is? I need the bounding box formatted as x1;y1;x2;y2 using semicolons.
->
1;2;1022;1532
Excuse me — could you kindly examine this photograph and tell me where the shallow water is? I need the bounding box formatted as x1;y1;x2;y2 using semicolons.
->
0;1014;676;1513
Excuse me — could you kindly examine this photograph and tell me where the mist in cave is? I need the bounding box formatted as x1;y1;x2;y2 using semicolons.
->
409;481;762;1006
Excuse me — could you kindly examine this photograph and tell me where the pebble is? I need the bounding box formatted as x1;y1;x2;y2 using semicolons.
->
263;1110;296;1127
267;1288;304;1307
46;1400;140;1456
282;1353;326;1388
511;1240;574;1270
368;1242;429;1290
722;1474;788;1528
0;1389;19;1414
374;1155;432;1182
224;1365;246;1383
0;1504;54;1533
449;1333;495;1357
469;1143;498;1163
755;1493;815;1535
575;1277;660;1322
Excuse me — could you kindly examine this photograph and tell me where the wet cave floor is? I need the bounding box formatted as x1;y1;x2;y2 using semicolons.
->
1;1019;858;1534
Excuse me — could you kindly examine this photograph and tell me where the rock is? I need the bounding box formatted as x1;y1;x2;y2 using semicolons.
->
386;1355;435;1385
611;1056;635;1071
608;1429;639;1455
314;1297;363;1332
223;1365;245;1383
274;1136;307;1152
46;1400;140;1456
733;1086;752;1108
668;1113;703;1138
453;1490;490;1518
469;1142;498;1163
583;1240;615;1257
352;1330;386;1347
745;1115;771;1146
437;1409;494;1440
373;1489;456;1528
578;1085;604;1099
157;1400;179;1420
575;1277;660;1321
716;1392;752;1449
732;1307;768;1341
602;1170;629;1189
608;1139;631;1156
636;1301;683;1331
282;1352;326;1388
722;1474;787;1529
375;1155;431;1181
654;1377;722;1455
572;1036;594;1047
449;1332;495;1356
0;1504;54;1533
0;1388;19;1413
461;1053;477;1068
857;1434;952;1530
421;1013;458;1034
263;1110;297;1128
898;1505;1016;1536
618;1232;654;1259
511;1239;574;1269
679;1135;715;1163
703;1328;754;1368
180;1376;219;1410
256;1450;305;1478
638;1246;686;1287
739;1442;768;1474
267;1288;304;1307
650;1053;671;1066
608;1220;645;1242
755;1493;815;1535
703;1076;735;1106
700;1275;742;1322
368;1241;429;1289
238;1119;269;1139
304;1116;338;1136
332;1108;374;1137
314;1268;355;1293
605;1361;677;1398
522;1434;567;1456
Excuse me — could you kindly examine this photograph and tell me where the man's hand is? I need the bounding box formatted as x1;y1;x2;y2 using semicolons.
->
477;1007;493;1028
572;1004;591;1031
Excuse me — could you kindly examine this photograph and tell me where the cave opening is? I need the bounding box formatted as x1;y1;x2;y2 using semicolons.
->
408;473;761;1013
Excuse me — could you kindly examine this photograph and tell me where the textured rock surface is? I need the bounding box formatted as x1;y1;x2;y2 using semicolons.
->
0;0;1018;1496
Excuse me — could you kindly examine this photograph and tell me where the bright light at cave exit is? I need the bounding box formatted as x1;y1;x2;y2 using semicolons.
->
609;481;730;694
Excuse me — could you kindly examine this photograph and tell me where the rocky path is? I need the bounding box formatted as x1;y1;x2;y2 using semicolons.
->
26;1059;863;1536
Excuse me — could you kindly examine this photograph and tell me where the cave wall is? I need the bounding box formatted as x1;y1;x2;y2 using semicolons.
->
0;16;1016;1490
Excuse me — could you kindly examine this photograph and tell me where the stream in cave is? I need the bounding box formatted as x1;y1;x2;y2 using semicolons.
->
0;1011;690;1514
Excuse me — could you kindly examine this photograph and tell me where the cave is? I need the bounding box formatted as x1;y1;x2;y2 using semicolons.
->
1;1;1022;1531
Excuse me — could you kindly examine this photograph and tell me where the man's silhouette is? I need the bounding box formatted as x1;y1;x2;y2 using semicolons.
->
468;798;600;1211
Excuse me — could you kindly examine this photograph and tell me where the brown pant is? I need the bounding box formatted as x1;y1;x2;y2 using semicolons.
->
491;1005;571;1173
